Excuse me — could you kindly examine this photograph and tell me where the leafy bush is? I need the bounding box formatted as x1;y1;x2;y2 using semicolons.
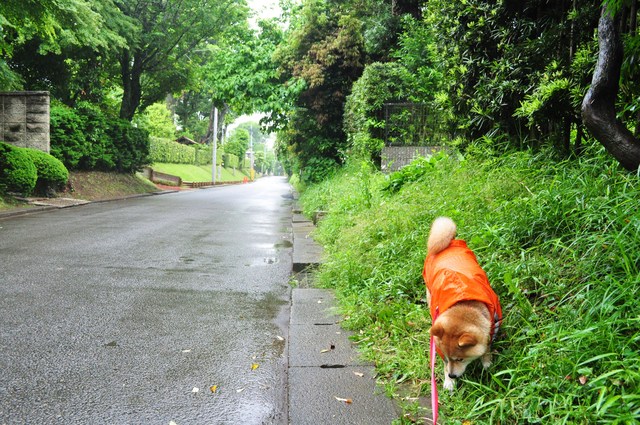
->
49;103;88;169
223;153;239;169
150;137;195;164
149;137;214;166
225;128;250;159
134;102;177;139
23;148;69;196
105;120;149;173
50;102;149;173
300;145;640;423
194;144;214;166
344;62;416;160
0;142;37;195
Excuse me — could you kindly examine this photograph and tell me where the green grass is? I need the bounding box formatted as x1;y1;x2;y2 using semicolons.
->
151;162;250;182
298;145;640;424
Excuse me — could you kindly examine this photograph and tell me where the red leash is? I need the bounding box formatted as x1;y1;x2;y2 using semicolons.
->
430;307;439;424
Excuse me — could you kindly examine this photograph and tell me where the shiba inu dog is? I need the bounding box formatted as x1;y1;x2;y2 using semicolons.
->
422;217;502;391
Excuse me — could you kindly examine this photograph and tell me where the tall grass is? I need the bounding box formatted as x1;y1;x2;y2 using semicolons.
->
299;146;640;424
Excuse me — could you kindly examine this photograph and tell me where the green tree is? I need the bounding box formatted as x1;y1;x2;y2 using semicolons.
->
225;128;250;160
115;0;249;120
274;0;367;182
0;0;131;91
195;18;284;145
134;102;177;139
582;1;640;170
425;0;600;152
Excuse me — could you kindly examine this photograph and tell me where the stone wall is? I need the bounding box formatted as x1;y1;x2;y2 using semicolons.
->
0;91;50;153
381;146;447;172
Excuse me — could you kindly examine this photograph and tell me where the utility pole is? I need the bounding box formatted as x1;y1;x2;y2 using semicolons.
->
212;107;218;184
249;130;255;181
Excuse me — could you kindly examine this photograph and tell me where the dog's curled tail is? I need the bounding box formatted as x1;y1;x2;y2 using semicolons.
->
427;216;457;256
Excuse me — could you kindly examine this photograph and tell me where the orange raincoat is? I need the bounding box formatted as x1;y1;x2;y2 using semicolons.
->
423;239;502;343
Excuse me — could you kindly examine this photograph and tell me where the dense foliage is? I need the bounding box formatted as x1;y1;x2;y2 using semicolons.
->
0;142;38;195
299;146;640;423
0;142;69;196
23;148;69;195
50;103;149;173
149;137;214;166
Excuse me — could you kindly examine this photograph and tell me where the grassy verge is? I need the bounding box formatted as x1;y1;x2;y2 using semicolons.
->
0;194;35;211
298;146;640;424
151;163;251;182
67;171;160;201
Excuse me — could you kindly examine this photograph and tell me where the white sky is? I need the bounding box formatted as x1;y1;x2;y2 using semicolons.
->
248;0;282;24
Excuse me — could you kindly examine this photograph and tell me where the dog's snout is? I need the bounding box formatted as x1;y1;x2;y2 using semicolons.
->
448;373;458;379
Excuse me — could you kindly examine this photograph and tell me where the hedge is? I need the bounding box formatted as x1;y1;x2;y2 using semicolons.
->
223;153;239;169
149;137;218;166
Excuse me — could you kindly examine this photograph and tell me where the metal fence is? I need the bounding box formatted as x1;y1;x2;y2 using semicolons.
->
383;102;450;146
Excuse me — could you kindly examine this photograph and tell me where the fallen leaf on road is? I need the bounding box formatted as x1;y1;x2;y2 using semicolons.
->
321;344;336;353
353;372;364;377
251;363;260;370
210;385;218;393
335;396;353;404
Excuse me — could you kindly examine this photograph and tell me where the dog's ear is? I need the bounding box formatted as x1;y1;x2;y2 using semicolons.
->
430;323;444;339
458;333;477;348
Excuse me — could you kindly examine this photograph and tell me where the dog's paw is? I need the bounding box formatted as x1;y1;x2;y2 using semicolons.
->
481;352;492;369
443;376;455;392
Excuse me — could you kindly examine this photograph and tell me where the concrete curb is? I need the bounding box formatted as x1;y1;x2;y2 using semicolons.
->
288;196;399;424
0;190;178;220
288;289;398;424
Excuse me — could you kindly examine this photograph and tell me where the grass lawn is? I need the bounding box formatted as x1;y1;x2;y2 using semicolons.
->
151;163;250;182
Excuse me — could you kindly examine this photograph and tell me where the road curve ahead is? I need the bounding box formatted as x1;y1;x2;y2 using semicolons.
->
0;177;293;425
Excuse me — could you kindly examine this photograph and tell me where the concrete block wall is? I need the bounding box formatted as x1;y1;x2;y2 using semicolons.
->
0;91;50;153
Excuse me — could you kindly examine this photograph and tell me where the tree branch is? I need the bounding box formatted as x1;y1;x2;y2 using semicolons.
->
581;5;640;171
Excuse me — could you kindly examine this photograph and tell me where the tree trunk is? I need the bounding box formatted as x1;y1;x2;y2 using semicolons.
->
581;6;640;171
119;50;143;121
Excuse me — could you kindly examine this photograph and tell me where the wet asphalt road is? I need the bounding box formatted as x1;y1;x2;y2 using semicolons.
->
0;177;293;424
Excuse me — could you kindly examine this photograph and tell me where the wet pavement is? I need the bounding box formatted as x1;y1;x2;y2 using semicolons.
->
0;178;400;424
0;177;292;424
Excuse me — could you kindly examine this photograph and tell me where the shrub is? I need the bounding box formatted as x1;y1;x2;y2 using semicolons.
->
149;137;195;164
76;102;115;170
194;144;214;166
134;102;176;139
50;102;149;173
104;119;150;173
0;142;37;195
23;148;69;196
223;153;239;169
344;62;417;161
49;103;87;169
